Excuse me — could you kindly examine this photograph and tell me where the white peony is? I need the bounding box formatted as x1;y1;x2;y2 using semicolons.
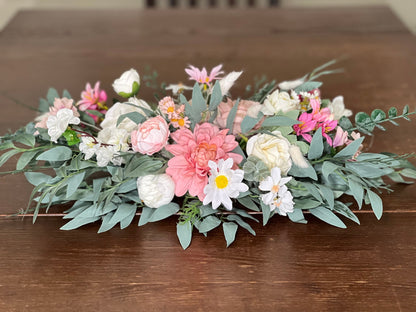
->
100;100;151;133
327;96;353;120
97;128;130;152
246;131;292;175
137;174;175;208
112;69;141;98
261;89;300;116
46;108;80;143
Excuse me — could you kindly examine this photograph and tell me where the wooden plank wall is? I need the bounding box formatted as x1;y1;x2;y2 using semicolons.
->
145;0;279;8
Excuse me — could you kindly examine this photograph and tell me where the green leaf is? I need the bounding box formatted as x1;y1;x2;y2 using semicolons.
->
302;182;323;202
223;222;238;247
288;161;318;180
226;98;240;134
317;184;334;209
260;201;272;226
39;98;50;112
138;207;154;226
237;196;260;212
46;87;59;105
117;179;138;193
24;172;52;186
36;146;73;162
62;129;80;146
241;114;262;134
355;112;375;132
117;112;146;127
60;216;100;230
388;172;414;184
0;149;20;167
287;209;308;224
293;198;321;209
338;116;353;130
199;205;217;217
334;201;360;225
371;109;386;122
367;190;383;220
15;133;35;147
309;206;346;228
148;202;180;222
177;221;193;250
63;89;72;99
334;137;364;158
294;81;322;92
209;81;222;110
93;178;106;203
308;130;323;160
16;150;38;170
120;208;136;229
345;162;394;178
110;203;136;224
66;171;86;198
401;168;416;179
262;116;300;127
348;179;364;209
198;215;221;233
226;214;256;235
322;161;339;179
403;105;409;115
98;213;117;233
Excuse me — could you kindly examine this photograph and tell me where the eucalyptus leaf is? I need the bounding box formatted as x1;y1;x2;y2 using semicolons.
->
24;172;52;186
226;99;240;134
98;212;117;233
138;207;154;226
401;168;416;179
148;202;180;222
334;201;360;225
16;150;38;170
198;215;221;233
120;208;137;229
110;203;136;224
66;171;86;198
209;81;222;110
348;179;364;209
334;137;364;159
367;190;383;220
46;87;60;105
294;81;322;92
0;149;21;167
262;116;300;127
287;209;308;224
223;222;238;247
309;206;346;228
322;161;339;179
308;130;323;160
226;214;256;235
15;133;35;147
260;201;272;226
60;216;100;231
317;184;334;209
177;221;193;250
116;112;146;127
36;146;73;162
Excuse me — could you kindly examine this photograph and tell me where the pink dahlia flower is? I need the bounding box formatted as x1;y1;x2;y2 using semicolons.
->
185;64;224;84
293;112;316;143
165;123;243;200
77;82;107;122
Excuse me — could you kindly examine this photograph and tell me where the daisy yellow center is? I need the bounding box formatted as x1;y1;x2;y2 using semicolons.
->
167;106;175;113
271;184;280;193
215;175;229;189
178;118;185;127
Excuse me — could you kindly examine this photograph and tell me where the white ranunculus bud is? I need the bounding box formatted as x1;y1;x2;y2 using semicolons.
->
113;69;141;98
246;130;292;175
137;174;175;208
261;89;300;116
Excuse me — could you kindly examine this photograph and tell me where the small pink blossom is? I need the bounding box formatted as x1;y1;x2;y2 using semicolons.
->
131;116;169;155
185;64;224;84
319;119;338;146
332;126;349;148
77;82;107;122
158;96;176;118
293;112;317;143
165;123;243;201
214;98;263;135
35;98;80;130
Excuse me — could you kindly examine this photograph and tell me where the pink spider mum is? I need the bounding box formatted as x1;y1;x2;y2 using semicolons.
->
293;112;317;143
185;64;224;84
165;123;243;200
77;82;108;122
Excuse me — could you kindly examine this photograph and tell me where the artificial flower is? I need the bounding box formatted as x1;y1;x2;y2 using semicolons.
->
131;116;170;155
261;89;300;116
77;81;107;122
332;126;349;148
246;131;292;174
137;174;175;208
185;64;224;84
97;127;130;152
278;78;305;91
259;167;294;216
112;69;140;98
289;145;309;168
165;123;243;200
215;98;263;135
165;83;193;94
46;108;80;142
95;144;119;167
158;96;176;118
219;71;243;95
35;98;79;130
328;96;353;120
100;100;151;132
203;158;248;210
79;136;99;160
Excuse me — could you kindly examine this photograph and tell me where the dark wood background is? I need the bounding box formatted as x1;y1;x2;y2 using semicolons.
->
0;7;415;311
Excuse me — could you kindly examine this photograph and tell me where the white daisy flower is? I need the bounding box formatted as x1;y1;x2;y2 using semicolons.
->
165;83;193;95
203;158;249;211
79;136;99;160
327;95;353;120
46;108;80;143
259;167;294;216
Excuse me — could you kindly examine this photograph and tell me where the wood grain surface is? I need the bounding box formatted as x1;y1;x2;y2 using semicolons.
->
0;7;415;311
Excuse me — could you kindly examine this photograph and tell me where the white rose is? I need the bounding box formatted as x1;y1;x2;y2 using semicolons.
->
261;90;300;116
246;131;292;175
97;127;130;152
137;174;175;208
100;100;151;133
113;69;141;98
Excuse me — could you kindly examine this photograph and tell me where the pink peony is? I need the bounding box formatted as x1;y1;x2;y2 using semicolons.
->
35;97;79;130
77;82;107;122
214;98;263;135
131;116;169;155
165;123;243;200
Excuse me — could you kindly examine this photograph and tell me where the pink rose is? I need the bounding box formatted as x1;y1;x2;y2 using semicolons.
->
131;116;169;155
214;98;263;135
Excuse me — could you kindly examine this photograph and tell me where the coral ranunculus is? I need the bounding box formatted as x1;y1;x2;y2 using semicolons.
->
165;123;243;201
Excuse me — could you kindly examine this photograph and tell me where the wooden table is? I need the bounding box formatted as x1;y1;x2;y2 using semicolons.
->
1;7;415;311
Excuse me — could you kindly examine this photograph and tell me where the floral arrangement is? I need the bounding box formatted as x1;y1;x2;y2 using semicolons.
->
1;61;416;249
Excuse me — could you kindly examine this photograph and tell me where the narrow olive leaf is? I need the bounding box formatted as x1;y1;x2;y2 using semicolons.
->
240;115;261;134
308;130;323;160
24;172;52;186
62;89;72;99
117;179;138;193
348;179;364;209
260;201;272;226
237;196;260;212
138;207;154;226
334;137;364;158
198;215;221;233
345;162;393;178
46;87;59;105
15;133;36;147
334;201;360;225
209;80;222;110
120;208;136;229
234;208;259;222
262;116;300;127
199;205;217;217
226;214;256;235
66;171;86;198
322;161;339;179
148;202;180;222
226;99;240;134
223;222;238;247
0;149;20;167
93;178;106;203
116;112;146;127
401;168;416;179
317;184;334;209
388;172;414;184
98;212;117;233
309;206;347;229
60;216;100;231
302;182;323;202
36;146;73;162
39;98;50;112
367;190;383;220
16;150;38;170
288;161;318;181
177;221;193;250
293;198;321;209
294;81;323;92
110;203;136;224
287;209;308;224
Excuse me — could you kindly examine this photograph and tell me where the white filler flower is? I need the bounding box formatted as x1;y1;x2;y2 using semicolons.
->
203;158;248;211
137;174;175;208
259;167;294;216
328;95;353;120
46;108;80;143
